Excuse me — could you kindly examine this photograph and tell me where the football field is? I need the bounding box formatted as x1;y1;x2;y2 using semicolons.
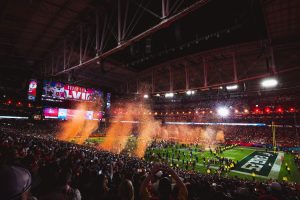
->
85;136;300;183
146;145;300;183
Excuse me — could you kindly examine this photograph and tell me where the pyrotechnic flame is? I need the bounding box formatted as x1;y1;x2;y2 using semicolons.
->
98;99;225;158
55;90;226;157
56;101;100;144
100;103;135;153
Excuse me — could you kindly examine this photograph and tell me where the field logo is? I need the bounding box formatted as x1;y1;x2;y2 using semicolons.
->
235;151;277;176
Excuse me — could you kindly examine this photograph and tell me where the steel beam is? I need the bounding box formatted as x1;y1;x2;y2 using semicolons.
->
162;0;169;19
269;46;277;74
143;65;300;93
55;0;211;75
233;52;237;82
122;0;129;41
169;65;173;92
185;63;189;90
152;69;155;93
203;57;207;87
64;40;66;70
118;0;122;45
96;11;99;53
80;24;83;64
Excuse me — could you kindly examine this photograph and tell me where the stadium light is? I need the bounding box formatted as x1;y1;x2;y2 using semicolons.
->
186;90;195;95
289;107;295;112
226;84;238;90
261;78;278;88
155;93;160;97
143;94;149;99
277;107;283;113
265;107;271;113
165;92;174;98
217;107;230;117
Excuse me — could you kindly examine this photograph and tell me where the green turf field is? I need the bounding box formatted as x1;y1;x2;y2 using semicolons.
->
81;136;300;183
145;145;300;183
85;137;105;144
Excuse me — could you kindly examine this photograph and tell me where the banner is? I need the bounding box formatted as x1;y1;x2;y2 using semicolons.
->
28;80;37;101
42;81;102;102
43;108;59;119
43;107;102;121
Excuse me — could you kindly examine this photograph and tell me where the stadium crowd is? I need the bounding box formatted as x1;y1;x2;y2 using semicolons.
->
0;123;300;200
223;126;298;148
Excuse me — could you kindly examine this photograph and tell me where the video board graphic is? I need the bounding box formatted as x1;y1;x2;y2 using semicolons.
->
42;81;102;102
28;79;37;101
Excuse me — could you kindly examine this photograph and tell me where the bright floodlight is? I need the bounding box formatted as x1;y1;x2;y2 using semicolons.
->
186;90;195;95
143;94;149;99
261;78;278;88
165;92;174;98
226;84;238;90
217;107;230;117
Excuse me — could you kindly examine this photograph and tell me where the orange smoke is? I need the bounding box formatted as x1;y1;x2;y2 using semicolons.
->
100;103;135;153
97;100;226;158
56;102;100;144
57;105;86;141
77;120;99;144
135;105;160;157
216;130;225;142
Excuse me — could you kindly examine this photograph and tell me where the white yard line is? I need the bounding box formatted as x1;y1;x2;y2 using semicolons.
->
230;170;268;179
268;152;284;179
195;163;268;179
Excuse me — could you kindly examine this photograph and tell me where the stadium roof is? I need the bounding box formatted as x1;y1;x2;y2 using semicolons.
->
0;0;299;92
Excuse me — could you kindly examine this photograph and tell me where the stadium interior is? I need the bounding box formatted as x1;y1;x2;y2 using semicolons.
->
0;0;300;200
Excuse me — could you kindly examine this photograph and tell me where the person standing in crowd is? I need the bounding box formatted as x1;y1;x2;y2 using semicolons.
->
140;165;188;200
0;165;36;200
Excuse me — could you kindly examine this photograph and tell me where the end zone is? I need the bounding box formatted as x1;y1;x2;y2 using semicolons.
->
234;151;282;178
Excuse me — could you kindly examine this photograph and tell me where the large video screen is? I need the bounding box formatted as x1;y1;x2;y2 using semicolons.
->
28;79;37;101
42;81;102;102
43;107;103;121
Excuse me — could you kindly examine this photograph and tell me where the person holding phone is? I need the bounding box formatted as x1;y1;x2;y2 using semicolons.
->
140;164;188;200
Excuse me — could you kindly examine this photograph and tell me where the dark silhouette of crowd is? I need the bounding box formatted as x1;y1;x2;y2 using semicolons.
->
0;123;299;200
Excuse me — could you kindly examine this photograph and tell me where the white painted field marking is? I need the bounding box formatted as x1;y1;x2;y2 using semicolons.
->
268;152;284;179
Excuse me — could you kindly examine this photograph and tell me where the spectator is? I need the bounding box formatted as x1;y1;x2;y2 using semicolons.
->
140;165;188;200
0;165;35;200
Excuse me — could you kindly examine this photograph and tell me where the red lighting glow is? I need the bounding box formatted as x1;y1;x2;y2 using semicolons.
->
265;107;271;113
277;108;283;113
254;108;260;113
289;107;295;112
